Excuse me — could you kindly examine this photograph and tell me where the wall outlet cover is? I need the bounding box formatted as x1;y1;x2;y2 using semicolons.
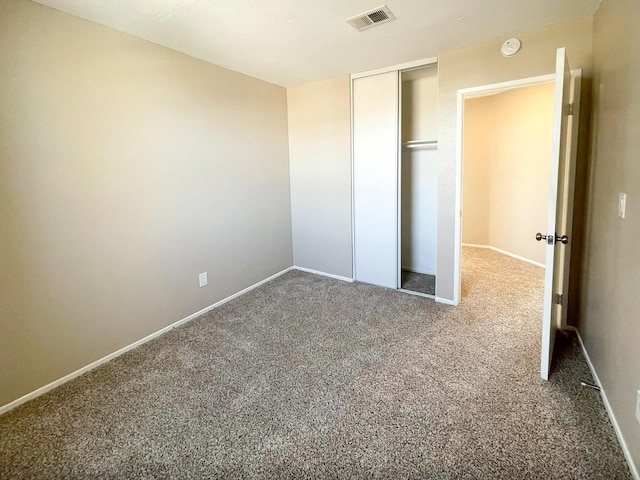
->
199;272;208;287
636;390;640;424
618;193;627;219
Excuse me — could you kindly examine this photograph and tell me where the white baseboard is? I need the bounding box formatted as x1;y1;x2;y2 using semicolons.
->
462;243;545;268
399;288;435;300
569;327;639;480
462;243;491;249
435;296;457;306
294;266;354;283
0;266;295;417
401;266;436;276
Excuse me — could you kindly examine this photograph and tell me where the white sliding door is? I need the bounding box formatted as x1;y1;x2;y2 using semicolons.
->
352;71;399;288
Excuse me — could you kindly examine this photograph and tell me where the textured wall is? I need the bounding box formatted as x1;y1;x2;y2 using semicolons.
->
437;17;593;302
287;76;353;278
0;0;292;407
580;0;640;472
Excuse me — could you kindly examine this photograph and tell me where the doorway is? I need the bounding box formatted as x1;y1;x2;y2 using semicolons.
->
454;72;558;305
460;82;556;372
454;53;582;380
461;82;555;285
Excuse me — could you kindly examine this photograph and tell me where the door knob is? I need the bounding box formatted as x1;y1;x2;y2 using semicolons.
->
536;233;553;244
536;233;569;245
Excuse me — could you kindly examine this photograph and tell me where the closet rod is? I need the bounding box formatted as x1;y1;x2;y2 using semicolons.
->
402;140;438;149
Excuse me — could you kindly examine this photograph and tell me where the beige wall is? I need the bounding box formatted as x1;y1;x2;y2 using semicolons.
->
437;18;593;301
463;84;554;265
490;84;554;264
462;96;493;246
286;76;353;278
580;0;640;472
0;0;292;407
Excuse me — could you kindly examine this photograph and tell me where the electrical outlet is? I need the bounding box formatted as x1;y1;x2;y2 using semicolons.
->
636;390;640;424
198;272;208;287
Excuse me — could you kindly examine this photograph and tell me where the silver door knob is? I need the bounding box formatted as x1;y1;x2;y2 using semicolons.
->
536;233;553;244
536;233;569;245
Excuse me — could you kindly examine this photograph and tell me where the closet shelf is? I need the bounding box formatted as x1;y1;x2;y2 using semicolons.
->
402;140;438;149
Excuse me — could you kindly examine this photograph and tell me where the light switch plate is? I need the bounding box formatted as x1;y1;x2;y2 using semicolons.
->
199;272;208;287
618;193;627;219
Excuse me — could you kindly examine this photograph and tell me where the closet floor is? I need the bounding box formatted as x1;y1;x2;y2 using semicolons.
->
400;270;435;295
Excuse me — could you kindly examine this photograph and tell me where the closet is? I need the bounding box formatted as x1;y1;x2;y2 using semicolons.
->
400;66;438;295
352;61;438;297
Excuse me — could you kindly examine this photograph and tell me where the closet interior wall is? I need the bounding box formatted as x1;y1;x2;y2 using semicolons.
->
400;66;438;293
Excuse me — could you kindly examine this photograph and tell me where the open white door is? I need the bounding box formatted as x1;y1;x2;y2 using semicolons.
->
539;48;574;380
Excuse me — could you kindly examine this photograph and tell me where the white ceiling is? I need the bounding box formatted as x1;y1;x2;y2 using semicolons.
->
32;0;601;87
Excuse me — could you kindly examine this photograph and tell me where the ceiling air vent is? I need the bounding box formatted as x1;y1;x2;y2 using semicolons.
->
347;5;396;32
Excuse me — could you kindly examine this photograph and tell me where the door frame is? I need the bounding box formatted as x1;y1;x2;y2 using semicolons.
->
558;69;582;330
453;70;582;306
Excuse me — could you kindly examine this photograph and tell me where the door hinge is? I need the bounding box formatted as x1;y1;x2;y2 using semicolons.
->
563;103;574;116
554;293;564;305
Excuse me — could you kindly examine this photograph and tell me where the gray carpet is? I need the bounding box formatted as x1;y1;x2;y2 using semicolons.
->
401;270;436;295
0;247;631;479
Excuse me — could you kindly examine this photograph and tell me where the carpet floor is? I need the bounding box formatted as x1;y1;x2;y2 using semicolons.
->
401;270;436;295
0;247;631;479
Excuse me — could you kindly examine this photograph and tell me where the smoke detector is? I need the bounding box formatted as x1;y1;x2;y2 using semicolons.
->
501;38;522;57
347;5;396;32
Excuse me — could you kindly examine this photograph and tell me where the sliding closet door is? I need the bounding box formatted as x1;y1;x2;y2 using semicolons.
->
352;71;399;288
